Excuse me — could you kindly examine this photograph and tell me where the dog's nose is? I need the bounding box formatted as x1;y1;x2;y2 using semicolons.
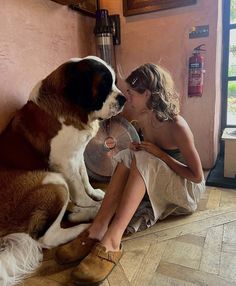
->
116;94;126;107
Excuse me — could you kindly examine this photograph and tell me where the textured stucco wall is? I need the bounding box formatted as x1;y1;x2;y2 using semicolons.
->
100;0;222;169
0;0;222;169
0;0;95;131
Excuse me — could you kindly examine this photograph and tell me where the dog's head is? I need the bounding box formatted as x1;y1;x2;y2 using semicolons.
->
30;56;126;124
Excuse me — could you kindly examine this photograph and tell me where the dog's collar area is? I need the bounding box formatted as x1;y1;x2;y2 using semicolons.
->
27;100;58;120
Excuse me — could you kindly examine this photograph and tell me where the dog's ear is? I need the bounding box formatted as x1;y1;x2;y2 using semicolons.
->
64;59;113;111
39;63;67;97
64;60;94;109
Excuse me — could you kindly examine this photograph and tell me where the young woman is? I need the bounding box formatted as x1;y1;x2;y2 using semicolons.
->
55;63;205;285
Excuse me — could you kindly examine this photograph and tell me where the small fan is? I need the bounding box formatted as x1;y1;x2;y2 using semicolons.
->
84;116;140;182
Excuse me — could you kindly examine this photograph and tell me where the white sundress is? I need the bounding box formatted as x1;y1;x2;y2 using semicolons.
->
112;148;205;234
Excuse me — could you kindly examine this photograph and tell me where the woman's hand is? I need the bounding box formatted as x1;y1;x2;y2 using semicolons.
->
139;141;165;158
130;141;165;159
129;141;142;151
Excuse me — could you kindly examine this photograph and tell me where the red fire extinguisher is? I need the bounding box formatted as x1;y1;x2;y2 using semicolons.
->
188;44;206;97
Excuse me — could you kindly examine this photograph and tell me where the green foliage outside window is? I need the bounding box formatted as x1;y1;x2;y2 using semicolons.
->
228;81;236;97
231;0;236;23
228;81;236;113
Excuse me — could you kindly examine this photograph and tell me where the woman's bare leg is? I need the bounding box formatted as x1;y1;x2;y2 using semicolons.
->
101;159;146;251
88;162;130;240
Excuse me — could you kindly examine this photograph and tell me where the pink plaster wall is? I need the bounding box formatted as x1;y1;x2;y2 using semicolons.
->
0;0;222;169
0;0;95;131
100;0;222;169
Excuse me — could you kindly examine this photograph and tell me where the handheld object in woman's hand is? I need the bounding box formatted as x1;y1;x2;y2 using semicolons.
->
130;141;141;151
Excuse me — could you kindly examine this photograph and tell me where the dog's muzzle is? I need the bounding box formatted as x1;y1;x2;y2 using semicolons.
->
116;94;126;109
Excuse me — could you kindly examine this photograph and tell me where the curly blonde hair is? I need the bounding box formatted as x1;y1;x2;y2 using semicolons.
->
126;63;179;121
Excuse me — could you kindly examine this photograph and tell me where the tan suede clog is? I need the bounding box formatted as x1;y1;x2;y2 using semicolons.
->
55;230;99;265
71;243;123;285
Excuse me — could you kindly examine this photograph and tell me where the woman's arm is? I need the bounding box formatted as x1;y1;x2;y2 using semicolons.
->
170;120;204;183
136;122;204;183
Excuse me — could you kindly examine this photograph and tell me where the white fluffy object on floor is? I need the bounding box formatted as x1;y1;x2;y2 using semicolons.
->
0;233;43;286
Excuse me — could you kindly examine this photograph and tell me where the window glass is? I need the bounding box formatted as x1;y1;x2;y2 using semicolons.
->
228;29;236;76
230;0;236;24
227;81;236;125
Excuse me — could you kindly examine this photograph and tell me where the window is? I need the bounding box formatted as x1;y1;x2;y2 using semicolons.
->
222;0;236;128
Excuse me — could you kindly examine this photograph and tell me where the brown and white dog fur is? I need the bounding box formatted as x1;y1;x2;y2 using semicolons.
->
0;56;126;286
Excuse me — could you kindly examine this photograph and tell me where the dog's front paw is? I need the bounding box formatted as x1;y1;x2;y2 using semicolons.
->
68;211;88;223
69;204;81;213
66;201;80;213
89;188;105;201
68;205;100;223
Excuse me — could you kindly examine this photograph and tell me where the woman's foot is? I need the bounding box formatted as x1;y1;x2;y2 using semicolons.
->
54;223;109;265
54;230;99;265
71;243;123;285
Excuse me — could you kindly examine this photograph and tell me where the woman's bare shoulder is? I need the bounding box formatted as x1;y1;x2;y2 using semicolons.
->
171;115;194;140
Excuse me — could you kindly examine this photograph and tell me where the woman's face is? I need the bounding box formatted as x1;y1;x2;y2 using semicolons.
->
125;85;150;112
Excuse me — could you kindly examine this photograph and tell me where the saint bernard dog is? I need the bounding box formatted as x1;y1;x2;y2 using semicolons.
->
0;56;126;285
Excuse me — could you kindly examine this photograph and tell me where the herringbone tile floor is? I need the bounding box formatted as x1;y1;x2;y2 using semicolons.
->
19;186;236;286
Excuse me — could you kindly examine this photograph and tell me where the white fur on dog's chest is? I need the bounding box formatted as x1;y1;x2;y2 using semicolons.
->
49;121;99;170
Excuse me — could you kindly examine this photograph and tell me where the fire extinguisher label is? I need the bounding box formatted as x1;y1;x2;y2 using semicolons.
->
189;62;202;68
188;71;203;86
